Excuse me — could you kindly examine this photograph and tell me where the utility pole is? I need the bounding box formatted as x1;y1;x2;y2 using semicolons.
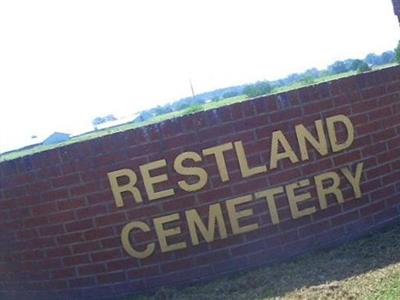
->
189;78;196;100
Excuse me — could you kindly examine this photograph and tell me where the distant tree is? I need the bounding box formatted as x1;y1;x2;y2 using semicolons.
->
184;104;203;115
343;59;358;71
222;91;239;99
350;59;365;71
243;81;273;98
328;61;348;74
365;53;382;66
395;41;400;63
133;111;153;123
299;68;320;85
285;73;301;85
380;51;395;64
356;61;371;73
304;68;320;78
300;75;315;85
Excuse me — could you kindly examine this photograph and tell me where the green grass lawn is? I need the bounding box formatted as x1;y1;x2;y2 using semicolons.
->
0;63;397;163
127;223;400;300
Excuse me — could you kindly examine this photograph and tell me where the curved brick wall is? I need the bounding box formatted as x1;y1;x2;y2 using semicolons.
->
1;66;400;300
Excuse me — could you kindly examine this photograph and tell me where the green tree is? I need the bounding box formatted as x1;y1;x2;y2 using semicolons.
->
356;61;371;73
328;61;348;74
395;41;400;63
243;81;273;98
350;59;364;71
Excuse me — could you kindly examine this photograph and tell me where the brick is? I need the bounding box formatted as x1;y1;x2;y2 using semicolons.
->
333;150;361;166
78;264;107;276
100;237;121;249
97;271;126;284
51;268;76;279
24;216;48;228
69;276;96;288
360;85;386;100
127;265;160;279
382;170;400;185
95;212;126;226
368;107;392;121
270;108;302;123
72;241;100;254
31;202;57;216
164;133;197;149
39;224;65;236
16;229;38;240
65;219;93;232
52;174;81;188
373;208;398;225
357;121;382;136
63;254;90;266
298;221;331;238
371;185;396;200
378;147;400;164
91;249;121;262
57;197;85;211
331;210;359;227
46;246;71;258
107;258;137;272
269;168;302;186
197;187;232;204
304;100;333;115
48;211;75;223
84;227;114;241
57;232;84;245
360;201;385;217
160;258;194;273
366;164;391;180
69;182;98;197
41;189;69;202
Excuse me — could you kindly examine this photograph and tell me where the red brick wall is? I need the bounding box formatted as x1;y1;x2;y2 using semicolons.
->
1;66;400;300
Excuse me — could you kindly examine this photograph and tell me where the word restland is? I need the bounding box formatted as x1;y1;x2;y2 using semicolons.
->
107;114;365;259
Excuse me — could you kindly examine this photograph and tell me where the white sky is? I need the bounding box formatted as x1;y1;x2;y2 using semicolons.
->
0;0;399;153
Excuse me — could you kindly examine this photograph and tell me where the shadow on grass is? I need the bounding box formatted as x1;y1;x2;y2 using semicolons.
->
127;222;400;300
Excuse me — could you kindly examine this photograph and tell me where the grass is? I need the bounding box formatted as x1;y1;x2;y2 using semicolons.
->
127;222;400;300
0;63;397;163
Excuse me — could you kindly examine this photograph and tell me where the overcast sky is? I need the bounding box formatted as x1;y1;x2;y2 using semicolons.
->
0;0;399;153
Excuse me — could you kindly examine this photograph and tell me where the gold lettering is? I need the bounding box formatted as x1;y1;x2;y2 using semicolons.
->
154;213;187;253
326;114;355;152
174;151;208;192
185;204;227;245
255;186;285;225
295;120;328;161
121;221;155;259
286;179;315;219
226;195;259;235
234;141;267;177
107;169;142;207
202;143;233;182
315;171;344;209
140;159;175;201
270;130;300;169
341;162;364;198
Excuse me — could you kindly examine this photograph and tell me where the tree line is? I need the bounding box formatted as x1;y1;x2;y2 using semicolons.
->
93;46;399;128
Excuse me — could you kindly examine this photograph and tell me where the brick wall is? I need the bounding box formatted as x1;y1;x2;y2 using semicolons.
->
1;66;400;300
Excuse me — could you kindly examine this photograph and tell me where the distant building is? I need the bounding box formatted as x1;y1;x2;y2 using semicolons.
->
42;132;70;145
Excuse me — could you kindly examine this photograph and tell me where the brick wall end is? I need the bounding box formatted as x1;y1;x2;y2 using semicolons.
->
0;65;399;299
